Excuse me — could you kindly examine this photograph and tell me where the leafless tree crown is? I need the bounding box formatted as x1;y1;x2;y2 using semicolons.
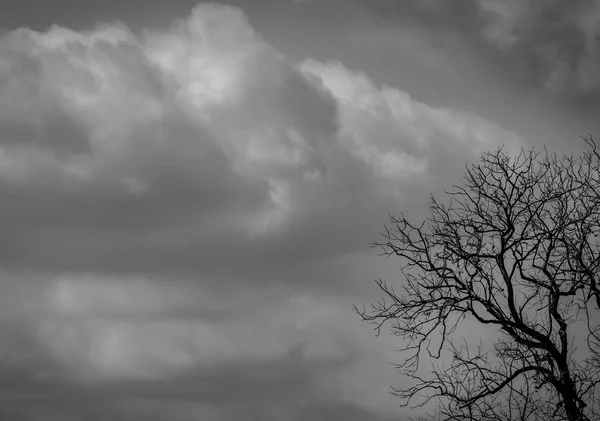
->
357;136;600;420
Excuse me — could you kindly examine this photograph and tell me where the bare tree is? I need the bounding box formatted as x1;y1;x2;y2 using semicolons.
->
357;137;600;420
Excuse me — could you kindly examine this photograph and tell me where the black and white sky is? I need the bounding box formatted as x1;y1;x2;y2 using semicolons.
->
0;0;599;420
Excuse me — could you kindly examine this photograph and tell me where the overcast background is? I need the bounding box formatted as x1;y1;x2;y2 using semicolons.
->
0;1;598;420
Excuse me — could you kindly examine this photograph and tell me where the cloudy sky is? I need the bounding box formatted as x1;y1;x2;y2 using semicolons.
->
0;0;598;420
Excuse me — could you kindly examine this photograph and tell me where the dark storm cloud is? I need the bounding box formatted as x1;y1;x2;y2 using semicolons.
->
356;0;600;100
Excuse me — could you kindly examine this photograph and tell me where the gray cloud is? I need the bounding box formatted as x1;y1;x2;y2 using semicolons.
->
357;0;600;97
0;316;399;420
0;4;521;277
0;2;526;419
474;0;600;94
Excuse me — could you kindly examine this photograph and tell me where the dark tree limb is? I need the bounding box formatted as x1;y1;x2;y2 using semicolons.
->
357;136;600;420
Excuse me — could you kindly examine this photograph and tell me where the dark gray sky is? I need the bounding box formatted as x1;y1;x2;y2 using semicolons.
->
0;0;598;420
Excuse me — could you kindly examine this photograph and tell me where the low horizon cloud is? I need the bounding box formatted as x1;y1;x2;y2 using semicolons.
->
0;2;526;419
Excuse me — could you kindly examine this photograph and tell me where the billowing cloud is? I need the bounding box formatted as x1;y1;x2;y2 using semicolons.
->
0;2;523;276
0;2;526;419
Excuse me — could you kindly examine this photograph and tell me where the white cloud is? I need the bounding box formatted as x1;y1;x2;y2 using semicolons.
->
300;59;522;187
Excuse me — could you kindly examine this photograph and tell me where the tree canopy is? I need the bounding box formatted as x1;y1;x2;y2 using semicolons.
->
357;137;600;420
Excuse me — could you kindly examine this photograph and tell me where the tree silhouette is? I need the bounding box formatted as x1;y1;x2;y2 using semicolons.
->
357;137;600;420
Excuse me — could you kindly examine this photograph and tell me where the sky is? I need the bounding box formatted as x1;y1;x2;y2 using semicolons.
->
0;1;599;420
